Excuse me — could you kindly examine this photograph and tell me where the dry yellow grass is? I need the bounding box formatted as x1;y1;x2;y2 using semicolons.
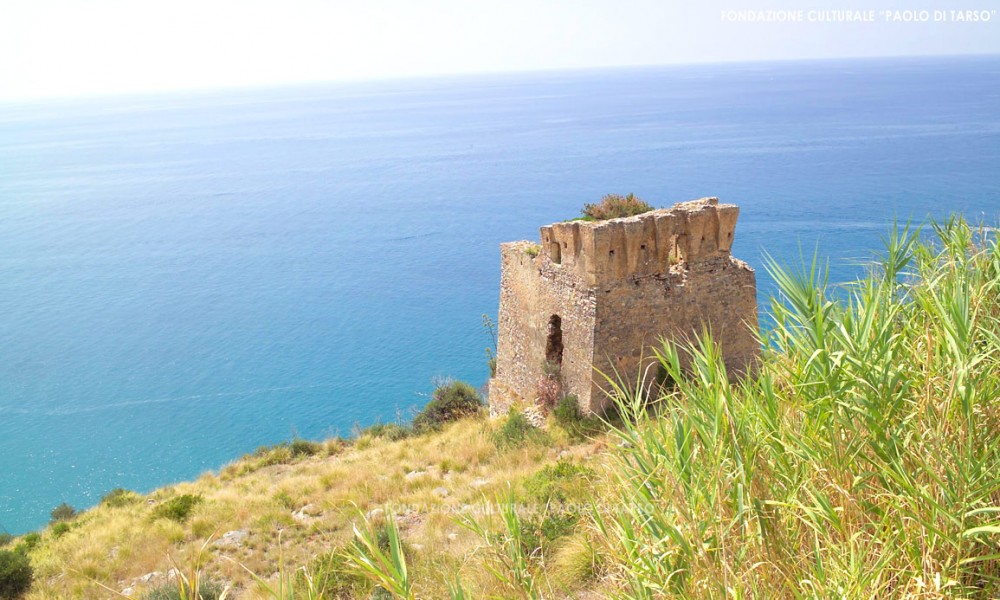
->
17;416;611;599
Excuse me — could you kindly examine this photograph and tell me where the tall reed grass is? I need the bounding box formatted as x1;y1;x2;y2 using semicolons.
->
594;218;1000;598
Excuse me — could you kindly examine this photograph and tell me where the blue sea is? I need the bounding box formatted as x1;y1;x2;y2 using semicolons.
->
1;56;999;534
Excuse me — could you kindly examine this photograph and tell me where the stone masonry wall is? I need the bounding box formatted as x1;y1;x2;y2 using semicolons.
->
589;254;758;413
488;197;758;416
488;241;596;417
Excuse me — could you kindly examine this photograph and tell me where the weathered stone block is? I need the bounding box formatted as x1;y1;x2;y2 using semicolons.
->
717;205;739;252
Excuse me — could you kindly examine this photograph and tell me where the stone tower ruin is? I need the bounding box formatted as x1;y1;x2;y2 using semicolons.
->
488;197;759;416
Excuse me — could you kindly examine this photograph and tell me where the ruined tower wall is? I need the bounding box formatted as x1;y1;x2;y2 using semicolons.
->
489;197;759;417
589;255;759;413
488;241;597;416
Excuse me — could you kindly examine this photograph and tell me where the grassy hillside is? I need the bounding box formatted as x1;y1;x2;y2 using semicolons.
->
6;412;611;599
3;218;999;599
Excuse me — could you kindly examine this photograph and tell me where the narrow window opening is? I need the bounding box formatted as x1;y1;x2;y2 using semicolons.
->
545;315;563;367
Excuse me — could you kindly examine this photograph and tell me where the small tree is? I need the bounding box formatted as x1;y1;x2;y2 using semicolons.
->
0;549;32;599
49;503;76;524
413;381;483;432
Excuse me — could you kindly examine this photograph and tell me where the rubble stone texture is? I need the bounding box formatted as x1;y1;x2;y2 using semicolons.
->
488;197;759;415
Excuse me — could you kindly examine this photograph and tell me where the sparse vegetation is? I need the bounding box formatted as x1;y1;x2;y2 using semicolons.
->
524;460;594;505
343;510;413;599
101;488;142;508
142;579;225;600
551;394;580;426
482;314;498;378
581;192;653;220
534;376;560;411
295;550;370;599
491;409;547;449
552;395;605;440
457;492;541;599
412;380;483;432
152;495;203;523
12;535;37;556
534;361;562;411
49;523;70;539
0;549;32;600
48;503;75;524
289;438;322;458
362;422;412;441
224;437;337;478
524;244;540;258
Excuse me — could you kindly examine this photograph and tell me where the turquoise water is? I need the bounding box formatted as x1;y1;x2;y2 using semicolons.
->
1;56;999;534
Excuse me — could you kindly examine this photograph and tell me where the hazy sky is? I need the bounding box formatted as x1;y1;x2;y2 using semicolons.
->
2;0;998;100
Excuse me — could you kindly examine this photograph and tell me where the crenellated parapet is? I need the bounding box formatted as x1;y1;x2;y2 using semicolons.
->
538;197;739;285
